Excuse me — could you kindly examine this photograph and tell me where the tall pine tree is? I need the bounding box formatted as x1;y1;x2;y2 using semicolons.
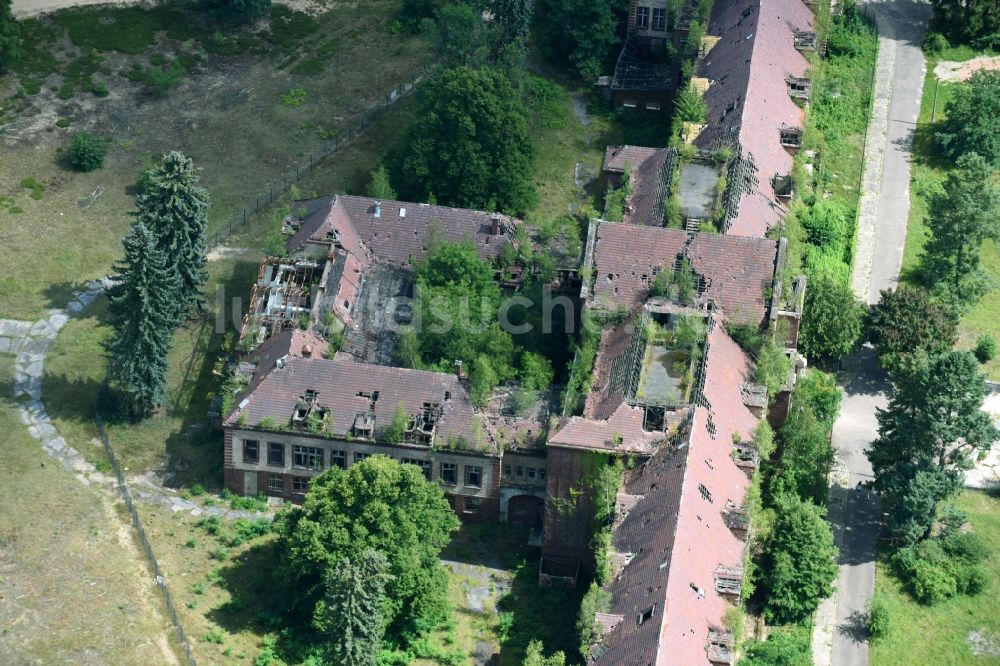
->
322;550;390;666
866;352;998;543
106;222;179;419
134;151;210;321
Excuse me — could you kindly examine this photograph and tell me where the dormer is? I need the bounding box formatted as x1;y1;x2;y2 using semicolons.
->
779;126;803;151
722;501;750;539
714;565;743;597
794;30;817;52
352;411;375;439
786;75;812;100
707;629;736;664
772;174;794;204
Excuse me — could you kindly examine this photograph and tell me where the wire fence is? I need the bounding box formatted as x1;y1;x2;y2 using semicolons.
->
206;63;437;249
93;395;197;666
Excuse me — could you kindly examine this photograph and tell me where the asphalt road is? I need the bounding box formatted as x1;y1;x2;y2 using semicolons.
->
862;0;933;304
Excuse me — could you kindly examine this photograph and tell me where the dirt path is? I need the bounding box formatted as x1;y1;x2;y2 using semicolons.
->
934;55;1000;82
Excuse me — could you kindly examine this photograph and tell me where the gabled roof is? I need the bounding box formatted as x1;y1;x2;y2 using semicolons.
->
590;324;757;665
694;0;815;236
589;223;779;326
225;356;492;453
287;194;520;268
603;145;661;174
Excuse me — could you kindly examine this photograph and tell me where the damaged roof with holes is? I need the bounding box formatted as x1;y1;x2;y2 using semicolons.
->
623;148;674;226
589;223;779;326
225;355;493;453
548;402;671;455
585;318;644;421
589;325;756;665
286;194;521;267
694;0;815;236
604;145;661;174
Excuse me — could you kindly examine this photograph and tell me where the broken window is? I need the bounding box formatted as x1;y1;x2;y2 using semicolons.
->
354;451;369;464
268;473;283;492
637;605;655;625
779;127;803;147
403;458;432;480
504;464;512;478
464;497;481;515
268;442;285;467
292;445;323;470
292;477;309;493
465;465;483;488
330;450;346;469
243;439;259;464
441;462;457;485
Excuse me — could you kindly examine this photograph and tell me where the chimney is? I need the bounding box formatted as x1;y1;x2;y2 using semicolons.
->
490;212;501;235
301;344;313;358
454;359;463;377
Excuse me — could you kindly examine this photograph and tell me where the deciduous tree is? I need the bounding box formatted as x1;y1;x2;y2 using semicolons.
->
275;456;459;643
397;66;536;214
134;151;210;320
494;0;533;45
762;494;838;624
920;151;1000;307
366;164;397;200
936;71;1000;165
106;222;179;419
537;0;624;81
869;285;957;372
799;273;865;362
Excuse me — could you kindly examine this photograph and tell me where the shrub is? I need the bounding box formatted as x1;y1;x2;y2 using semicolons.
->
207;0;272;23
210;545;230;561
911;559;957;604
68;132;108;171
205;628;225;644
974;334;996;363
868;596;892;642
280;86;308;107
923;31;949;54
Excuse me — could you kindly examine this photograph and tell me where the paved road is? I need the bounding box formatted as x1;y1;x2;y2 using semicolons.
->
817;1;932;665
851;0;933;304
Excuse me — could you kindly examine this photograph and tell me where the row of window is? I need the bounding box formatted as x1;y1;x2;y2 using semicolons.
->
242;440;484;487
636;6;667;31
267;473;481;516
503;463;546;483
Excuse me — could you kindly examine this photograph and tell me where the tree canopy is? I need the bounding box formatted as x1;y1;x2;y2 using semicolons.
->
869;285;957;372
930;0;1000;52
920;151;1000;307
0;0;19;74
936;71;1000;166
867;352;997;543
275;456;459;643
799;273;865;362
762;494;838;623
769;402;834;505
105;222;179;419
133;151;210;319
315;550;390;666
396;66;536;214
537;0;623;81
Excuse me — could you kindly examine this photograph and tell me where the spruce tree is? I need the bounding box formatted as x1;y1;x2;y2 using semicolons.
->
0;0;19;74
134;151;210;320
106;222;179;419
323;550;390;666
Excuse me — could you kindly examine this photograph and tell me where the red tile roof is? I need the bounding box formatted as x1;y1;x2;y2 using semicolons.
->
549;402;669;455
603;145;661;174
590;223;779;326
225;356;493;453
288;194;521;268
590;324;757;665
695;0;814;237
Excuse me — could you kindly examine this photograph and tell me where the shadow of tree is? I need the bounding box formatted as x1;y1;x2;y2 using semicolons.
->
837;608;871;644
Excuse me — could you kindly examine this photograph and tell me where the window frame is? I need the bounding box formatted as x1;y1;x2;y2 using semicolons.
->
291;476;309;493
267;442;285;467
292;445;323;471
330;449;346;469
636;6;650;29
652;7;666;31
465;465;483;489
441;462;457;485
464;497;481;515
267;473;284;492
242;439;259;464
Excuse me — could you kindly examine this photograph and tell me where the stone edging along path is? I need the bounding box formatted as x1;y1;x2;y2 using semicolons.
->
4;280;262;521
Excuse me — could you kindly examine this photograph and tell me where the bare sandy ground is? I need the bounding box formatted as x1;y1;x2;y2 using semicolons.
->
935;55;1000;82
12;0;143;17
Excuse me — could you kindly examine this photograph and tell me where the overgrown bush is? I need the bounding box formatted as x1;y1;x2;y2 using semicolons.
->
892;522;990;604
68;131;108;171
974;334;996;364
575;582;611;660
206;0;272;23
868;596;892;642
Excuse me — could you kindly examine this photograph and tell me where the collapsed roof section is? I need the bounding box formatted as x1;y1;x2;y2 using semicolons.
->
583;221;782;328
581;323;760;665
693;0;816;236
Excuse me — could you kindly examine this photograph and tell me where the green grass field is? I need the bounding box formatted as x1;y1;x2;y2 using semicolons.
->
899;55;1000;379
871;490;1000;665
0;355;180;663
